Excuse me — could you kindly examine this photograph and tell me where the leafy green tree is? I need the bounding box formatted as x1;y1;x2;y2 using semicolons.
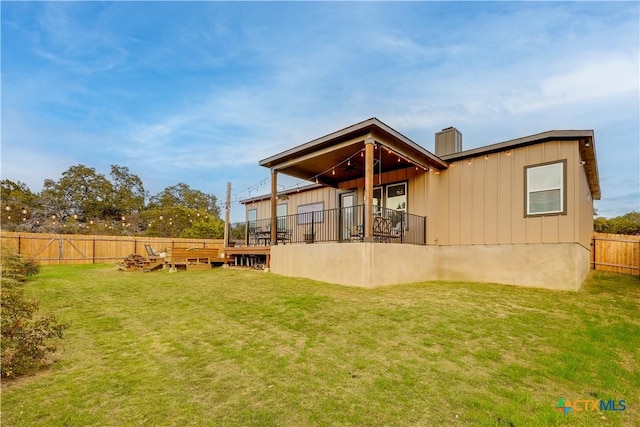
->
229;222;246;242
149;183;220;218
180;217;225;239
141;206;215;238
108;165;147;217
40;165;113;224
593;211;640;235
1;180;37;231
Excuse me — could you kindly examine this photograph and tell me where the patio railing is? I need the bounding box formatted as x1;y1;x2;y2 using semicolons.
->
233;205;426;246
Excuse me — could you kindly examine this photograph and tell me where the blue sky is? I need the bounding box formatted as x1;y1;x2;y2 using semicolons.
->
2;1;638;221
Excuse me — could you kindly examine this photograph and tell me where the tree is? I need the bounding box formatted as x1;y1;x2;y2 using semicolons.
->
180;217;225;239
109;165;147;217
1;180;37;231
593;211;640;235
39;165;113;224
149;183;220;218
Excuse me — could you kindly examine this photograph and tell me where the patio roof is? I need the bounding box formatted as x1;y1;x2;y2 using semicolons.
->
259;117;448;187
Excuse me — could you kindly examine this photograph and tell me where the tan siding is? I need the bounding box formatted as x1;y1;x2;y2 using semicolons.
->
429;168;449;245
410;170;428;217
459;160;473;244
541;142;561;243
541;214;560;243
525;145;543;244
559;142;577;242
472;158;485;244
511;148;527;244
497;151;513;243
484;154;499;244
442;167;453;245
447;164;460;245
578;147;594;249
245;187;339;221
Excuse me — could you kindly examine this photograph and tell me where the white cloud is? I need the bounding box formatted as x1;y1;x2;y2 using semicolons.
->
504;54;639;115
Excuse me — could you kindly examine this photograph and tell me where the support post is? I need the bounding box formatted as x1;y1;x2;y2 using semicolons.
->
270;169;278;245
364;137;375;242
224;182;231;249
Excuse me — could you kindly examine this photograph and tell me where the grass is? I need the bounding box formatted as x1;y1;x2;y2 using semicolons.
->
1;265;639;426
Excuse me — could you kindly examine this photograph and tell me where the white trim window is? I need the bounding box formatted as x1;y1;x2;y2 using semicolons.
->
525;160;566;216
297;202;324;224
277;203;287;230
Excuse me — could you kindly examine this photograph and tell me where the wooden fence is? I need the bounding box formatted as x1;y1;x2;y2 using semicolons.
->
592;232;640;276
2;231;639;275
1;231;224;265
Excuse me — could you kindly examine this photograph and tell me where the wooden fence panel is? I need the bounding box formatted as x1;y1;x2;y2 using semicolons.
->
592;232;640;276
1;231;224;264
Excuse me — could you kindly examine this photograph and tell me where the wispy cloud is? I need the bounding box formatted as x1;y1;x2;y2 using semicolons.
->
2;1;638;218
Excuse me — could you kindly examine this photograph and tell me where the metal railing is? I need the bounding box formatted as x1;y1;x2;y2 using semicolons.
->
234;205;426;246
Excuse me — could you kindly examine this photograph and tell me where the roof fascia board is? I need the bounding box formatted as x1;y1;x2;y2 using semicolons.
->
260;117;447;170
240;183;324;204
259;118;379;168
441;130;594;161
272;137;366;172
371;120;448;169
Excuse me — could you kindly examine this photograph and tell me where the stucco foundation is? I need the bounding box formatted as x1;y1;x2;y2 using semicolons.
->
270;242;590;291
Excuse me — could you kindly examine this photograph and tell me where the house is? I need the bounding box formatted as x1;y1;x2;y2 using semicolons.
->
236;118;599;291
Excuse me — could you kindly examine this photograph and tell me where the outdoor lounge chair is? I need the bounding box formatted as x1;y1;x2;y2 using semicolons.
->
144;244;160;258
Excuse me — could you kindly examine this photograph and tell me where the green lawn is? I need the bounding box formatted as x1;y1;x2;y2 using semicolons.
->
1;265;638;426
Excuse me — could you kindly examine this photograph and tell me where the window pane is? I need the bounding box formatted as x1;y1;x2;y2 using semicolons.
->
277;204;287;230
530;189;561;213
387;183;407;211
373;187;382;214
297;202;324;224
528;163;562;191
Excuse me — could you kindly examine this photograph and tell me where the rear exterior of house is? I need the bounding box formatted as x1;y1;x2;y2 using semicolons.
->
238;119;599;291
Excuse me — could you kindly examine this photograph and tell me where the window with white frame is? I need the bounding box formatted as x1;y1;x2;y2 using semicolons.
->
525;160;566;216
373;187;383;214
277;203;287;230
247;209;257;231
386;182;407;212
297;202;324;224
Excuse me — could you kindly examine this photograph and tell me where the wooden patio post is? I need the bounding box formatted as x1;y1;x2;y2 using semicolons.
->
224;182;231;248
364;136;375;242
270;169;278;245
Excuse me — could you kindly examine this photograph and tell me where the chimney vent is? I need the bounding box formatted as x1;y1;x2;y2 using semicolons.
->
435;127;462;157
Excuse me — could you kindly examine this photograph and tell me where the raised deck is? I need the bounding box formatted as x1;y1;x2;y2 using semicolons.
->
224;246;271;268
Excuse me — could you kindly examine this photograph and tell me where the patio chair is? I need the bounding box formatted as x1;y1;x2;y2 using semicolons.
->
144;244;160;257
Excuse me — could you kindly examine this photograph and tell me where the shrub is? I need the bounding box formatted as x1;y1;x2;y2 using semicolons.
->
1;247;69;378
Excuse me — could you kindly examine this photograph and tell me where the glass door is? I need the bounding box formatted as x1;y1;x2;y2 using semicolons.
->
339;192;357;241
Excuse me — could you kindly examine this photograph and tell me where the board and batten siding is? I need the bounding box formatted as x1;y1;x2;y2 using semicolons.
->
427;139;591;248
338;166;429;216
244;187;340;220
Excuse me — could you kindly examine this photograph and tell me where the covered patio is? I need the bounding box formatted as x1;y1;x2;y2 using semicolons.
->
257;118;447;246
